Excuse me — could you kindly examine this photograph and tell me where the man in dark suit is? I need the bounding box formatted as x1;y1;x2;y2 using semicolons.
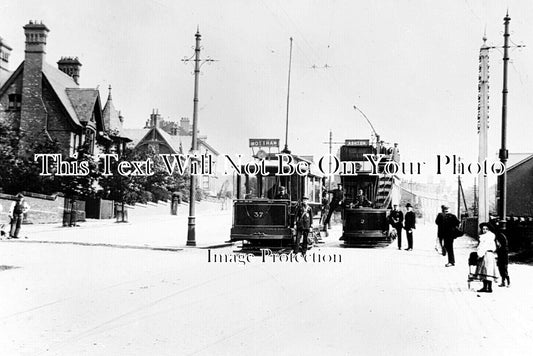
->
435;205;447;256
324;183;344;228
404;203;416;250
440;206;460;267
389;204;404;250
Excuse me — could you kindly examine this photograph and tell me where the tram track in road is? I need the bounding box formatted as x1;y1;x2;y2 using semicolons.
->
0;245;215;322
186;264;360;356
31;249;270;355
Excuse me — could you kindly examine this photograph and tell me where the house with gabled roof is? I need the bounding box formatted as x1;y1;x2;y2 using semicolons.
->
0;21;121;158
123;109;220;195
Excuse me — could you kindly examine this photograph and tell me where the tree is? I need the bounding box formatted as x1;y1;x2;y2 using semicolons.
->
0;123;62;195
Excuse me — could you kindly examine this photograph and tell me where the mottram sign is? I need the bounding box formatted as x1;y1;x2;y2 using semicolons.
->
249;139;279;148
345;139;370;146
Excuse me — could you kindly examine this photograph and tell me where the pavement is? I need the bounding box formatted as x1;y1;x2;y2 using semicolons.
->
1;203;479;254
0;200;236;251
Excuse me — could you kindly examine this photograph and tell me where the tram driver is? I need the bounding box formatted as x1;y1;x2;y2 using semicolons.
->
274;186;290;200
354;189;372;208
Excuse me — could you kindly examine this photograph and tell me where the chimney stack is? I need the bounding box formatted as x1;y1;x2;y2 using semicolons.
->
180;117;191;134
57;56;82;84
20;21;50;153
150;109;161;128
23;20;49;60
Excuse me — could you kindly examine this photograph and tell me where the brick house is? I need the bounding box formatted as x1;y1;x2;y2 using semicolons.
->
123;110;221;195
0;21;124;159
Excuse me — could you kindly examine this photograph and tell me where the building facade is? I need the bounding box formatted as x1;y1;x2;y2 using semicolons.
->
506;154;533;217
0;21;126;159
124;110;220;195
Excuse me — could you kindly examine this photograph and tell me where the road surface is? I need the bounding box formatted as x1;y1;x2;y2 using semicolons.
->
1;222;532;355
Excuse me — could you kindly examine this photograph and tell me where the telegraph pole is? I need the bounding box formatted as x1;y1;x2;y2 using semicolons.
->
182;27;216;246
322;130;344;190
497;12;510;229
477;35;490;224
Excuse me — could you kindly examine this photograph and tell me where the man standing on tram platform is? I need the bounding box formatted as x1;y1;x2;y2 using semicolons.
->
354;189;372;207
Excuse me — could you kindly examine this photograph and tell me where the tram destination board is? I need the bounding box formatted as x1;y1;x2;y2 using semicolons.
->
344;139;370;146
249;139;279;148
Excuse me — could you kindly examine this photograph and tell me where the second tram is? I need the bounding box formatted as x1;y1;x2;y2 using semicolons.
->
337;139;401;247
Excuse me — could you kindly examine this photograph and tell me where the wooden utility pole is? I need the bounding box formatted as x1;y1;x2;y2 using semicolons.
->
477;35;490;224
322;130;344;190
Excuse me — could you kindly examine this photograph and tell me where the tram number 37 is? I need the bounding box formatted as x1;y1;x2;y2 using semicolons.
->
253;211;265;218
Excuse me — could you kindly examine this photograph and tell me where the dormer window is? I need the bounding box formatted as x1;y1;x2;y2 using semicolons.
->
8;94;21;110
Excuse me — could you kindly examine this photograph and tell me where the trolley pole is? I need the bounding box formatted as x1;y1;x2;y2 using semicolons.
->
328;130;332;189
497;12;510;230
282;37;293;154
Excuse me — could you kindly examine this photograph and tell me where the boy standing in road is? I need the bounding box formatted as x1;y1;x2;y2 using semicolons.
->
9;194;30;239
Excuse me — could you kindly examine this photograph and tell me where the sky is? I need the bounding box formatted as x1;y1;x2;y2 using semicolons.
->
1;0;532;185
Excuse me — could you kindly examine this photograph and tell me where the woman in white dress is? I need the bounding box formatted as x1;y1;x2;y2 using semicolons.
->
475;222;498;293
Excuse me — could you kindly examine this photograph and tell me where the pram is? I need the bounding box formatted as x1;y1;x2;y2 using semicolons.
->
467;251;500;289
467;252;483;289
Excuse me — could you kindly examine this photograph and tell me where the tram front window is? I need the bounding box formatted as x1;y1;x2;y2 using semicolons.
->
262;176;278;199
243;176;258;199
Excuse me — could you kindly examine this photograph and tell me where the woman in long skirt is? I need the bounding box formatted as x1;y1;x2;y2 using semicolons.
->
475;222;498;293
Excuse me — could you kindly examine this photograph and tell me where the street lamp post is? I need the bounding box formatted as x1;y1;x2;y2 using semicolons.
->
186;29;202;247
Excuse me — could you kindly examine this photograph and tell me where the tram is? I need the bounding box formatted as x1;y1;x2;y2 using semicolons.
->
338;139;401;247
230;151;325;250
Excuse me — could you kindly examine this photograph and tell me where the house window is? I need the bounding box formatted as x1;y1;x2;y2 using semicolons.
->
85;129;95;154
202;176;210;190
8;94;21;110
69;133;81;157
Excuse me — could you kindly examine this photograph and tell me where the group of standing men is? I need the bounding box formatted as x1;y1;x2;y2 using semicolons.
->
388;203;416;251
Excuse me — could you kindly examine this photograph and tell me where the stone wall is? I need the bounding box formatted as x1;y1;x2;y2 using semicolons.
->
0;191;65;224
